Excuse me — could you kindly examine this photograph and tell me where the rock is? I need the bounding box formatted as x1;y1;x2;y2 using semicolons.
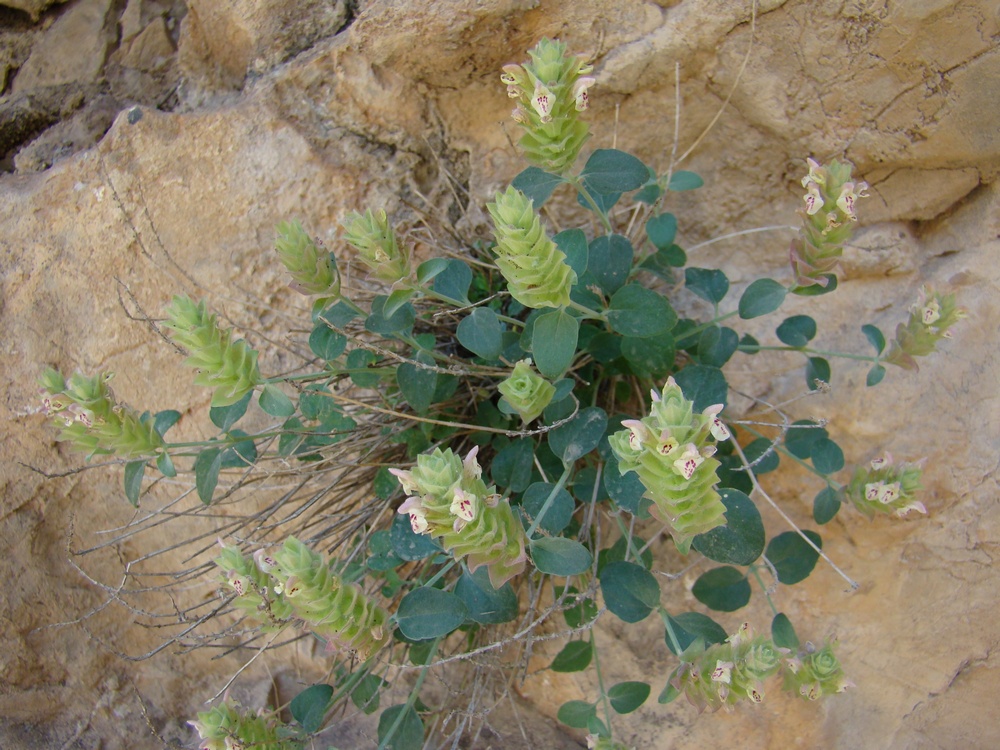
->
0;0;67;21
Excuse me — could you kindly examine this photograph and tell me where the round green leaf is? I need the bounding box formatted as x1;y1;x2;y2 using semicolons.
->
588;234;633;294
560;587;599;628
691;489;765;566
290;683;333;733
522;482;575;534
765;530;823;585
685;267;729;304
599;560;660;623
672;364;728;412
367;530;404;572
349;672;385;715
258;384;294;418
811;437;845;474
397;351;438;414
346;348;381;388
455;566;518;625
530;537;593;576
813;485;842;525
664;611;728;655
396;587;468;640
739;278;787;319
607;284;677;338
580;149;649;193
776;315;817;347
867;363;887;386
621;330;676;378
743;437;779;474
557;700;597;729
784;420;829;459
645;212;677;249
432;258;473;305
416;257;449;285
861;323;886;354
219;430;257;469
667;170;704;191
194;446;222;504
697;325;739;367
548;406;608;464
317;300;359;328
389;513;441;561
491;438;534;492
604;458;647;516
123;460;145;506
152;409;181;437
691;566;751;612
607;681;651;714
554;228;589;277
512;166;564;205
531;309;579;379
550;640;593;673
209;391;252;431
457;308;504;360
155;451;176;478
377;705;424;750
309;321;347;361
806;356;831;390
771;612;800;650
365;295;415;335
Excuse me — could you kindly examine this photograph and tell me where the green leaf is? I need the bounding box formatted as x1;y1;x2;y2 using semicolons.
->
805;356;831;390
862;323;886;354
771;612;800;650
607;284;677;338
209;391;252;431
776;315;817;347
309;321;347;361
668;170;704;191
578;188;621;214
155;451;176;478
377;705;424;750
739;333;760;353
621;330;676;378
366;295;415;335
347;348;381;388
367;530;404;572
639;244;685;281
290;684;333;733
455;566;518;624
672;364;728;411
691;566;751;611
557;700;597;729
766;530;822;585
560;587;599;628
373;466;399;500
743;437;779;474
685;268;729;304
587;715;610;739
548;406;607;464
664;612;728;655
554;228;589;277
397;351;438;414
123;460;145;506
194;447;222;504
813;485;842;524
588;234;633;295
299;386;336;421
607;681;651;714
318;301;359;328
811;437;845;474
259;384;295;417
784;420;828;459
550;640;593;673
152;409;181;437
791;273;838;296
867;363;887;386
645;213;677;249
739;278;787;319
390;513;441;561
383;287;416;319
658;680;681;705
512;166;564;205
597;533;653;572
278;417;306;457
530;537;593;576
491;438;534;492
219;430;257;469
457;308;503;360
697;325;739;367
349;673;385;715
691;489;765;566
416;258;449;286
604;457;648;516
580;149;649;193
531;309;579;379
522;482;575;534
396;587;468;640
432;258;473;305
599;561;660;623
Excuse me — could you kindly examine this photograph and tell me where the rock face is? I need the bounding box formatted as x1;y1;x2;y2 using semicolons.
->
1;1;998;749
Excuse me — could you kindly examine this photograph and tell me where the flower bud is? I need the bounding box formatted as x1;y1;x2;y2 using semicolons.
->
884;287;966;371
845;452;926;518
498;359;556;424
341;208;410;284
274;219;341;301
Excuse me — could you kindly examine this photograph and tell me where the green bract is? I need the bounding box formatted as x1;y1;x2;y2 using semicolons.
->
845;453;926;518
781;641;853;700
498;359;556;424
884;287;967;371
609;377;729;554
162;295;262;407
190;700;299;750
341;208;410;284
275;219;341;301
487;185;577;309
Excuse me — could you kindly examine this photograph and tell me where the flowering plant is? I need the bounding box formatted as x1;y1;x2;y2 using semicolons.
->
38;38;963;750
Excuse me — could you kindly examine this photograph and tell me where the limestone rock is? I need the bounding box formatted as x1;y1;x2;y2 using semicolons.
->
0;0;67;21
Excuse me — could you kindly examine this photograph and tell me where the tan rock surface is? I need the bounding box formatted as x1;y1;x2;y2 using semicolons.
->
1;1;998;748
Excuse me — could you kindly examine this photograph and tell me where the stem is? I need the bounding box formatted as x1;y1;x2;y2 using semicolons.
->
739;344;877;363
749;564;779;616
525;465;573;538
567;299;606;322
685;225;798;254
590;630;613;738
377;637;440;750
659;607;684;655
566;175;614;234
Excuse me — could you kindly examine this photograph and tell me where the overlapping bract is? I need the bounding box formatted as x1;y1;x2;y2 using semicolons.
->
497;359;556;424
844;453;926;518
609;377;729;553
341;208;410;284
789;158;868;289
190;700;299;750
391;447;527;588
501;37;594;174
162;295;262;407
782;641;854;701
275;219;341;302
666;623;785;712
216;544;294;630
38;368;164;458
884;286;966;371
487;186;577;309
